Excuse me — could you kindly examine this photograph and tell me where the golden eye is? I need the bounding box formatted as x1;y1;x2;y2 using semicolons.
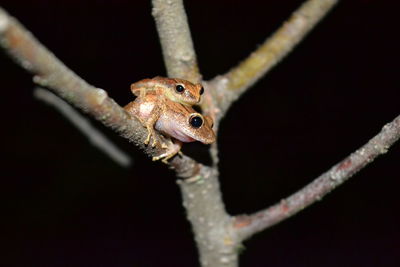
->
175;84;185;93
189;115;203;128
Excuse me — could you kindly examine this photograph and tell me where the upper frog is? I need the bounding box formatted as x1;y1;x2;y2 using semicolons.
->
130;76;204;106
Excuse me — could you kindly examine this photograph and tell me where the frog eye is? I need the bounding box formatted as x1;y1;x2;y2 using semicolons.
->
199;87;204;95
175;84;185;93
189;114;203;128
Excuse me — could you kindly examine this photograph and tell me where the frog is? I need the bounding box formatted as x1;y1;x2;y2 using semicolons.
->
130;76;205;107
124;90;215;163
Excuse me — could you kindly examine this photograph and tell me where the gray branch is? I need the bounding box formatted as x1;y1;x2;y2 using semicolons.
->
152;0;201;83
0;6;198;176
3;2;400;267
178;168;239;267
234;115;400;241
150;2;236;266
34;87;132;167
209;0;339;118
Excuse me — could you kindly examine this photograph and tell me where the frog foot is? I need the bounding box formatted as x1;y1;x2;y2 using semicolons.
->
144;133;151;145
144;127;155;146
148;132;163;148
151;136;159;148
152;140;182;164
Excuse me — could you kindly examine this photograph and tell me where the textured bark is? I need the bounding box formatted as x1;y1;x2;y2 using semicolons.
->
210;0;338;119
152;0;201;83
234;115;400;240
178;168;239;267
0;6;197;176
33;88;132;167
3;1;400;267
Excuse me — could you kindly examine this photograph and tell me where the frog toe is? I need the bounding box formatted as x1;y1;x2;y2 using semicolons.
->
152;140;182;164
151;137;158;147
144;134;151;145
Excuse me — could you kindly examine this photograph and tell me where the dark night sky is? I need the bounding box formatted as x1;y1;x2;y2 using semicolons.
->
0;1;399;266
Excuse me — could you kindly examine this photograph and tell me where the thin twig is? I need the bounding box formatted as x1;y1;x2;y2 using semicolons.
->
234;115;400;241
210;0;338;117
152;0;201;83
0;7;198;177
34;87;132;167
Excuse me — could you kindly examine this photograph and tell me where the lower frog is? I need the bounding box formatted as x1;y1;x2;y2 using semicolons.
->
125;91;215;163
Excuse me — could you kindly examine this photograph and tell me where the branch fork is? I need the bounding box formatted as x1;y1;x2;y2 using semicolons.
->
3;1;400;267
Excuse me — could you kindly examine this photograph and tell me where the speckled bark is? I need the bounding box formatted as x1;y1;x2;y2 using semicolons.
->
0;7;197;174
178;167;239;267
4;1;400;267
234;115;400;240
152;0;201;83
211;0;339;118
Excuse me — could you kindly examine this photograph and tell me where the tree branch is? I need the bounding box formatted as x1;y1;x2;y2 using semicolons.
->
0;6;198;177
152;0;200;83
34;87;132;167
151;3;237;266
234;114;400;241
210;0;338;116
178;167;239;267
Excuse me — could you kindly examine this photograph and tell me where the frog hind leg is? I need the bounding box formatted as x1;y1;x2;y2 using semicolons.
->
143;105;162;147
124;96;161;147
152;139;182;164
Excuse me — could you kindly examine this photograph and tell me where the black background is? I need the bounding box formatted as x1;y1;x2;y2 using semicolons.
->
0;1;399;266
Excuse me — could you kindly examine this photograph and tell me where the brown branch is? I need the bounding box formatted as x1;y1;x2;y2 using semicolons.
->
34;87;132;167
210;0;338;116
234;115;400;241
152;0;201;83
0;7;198;177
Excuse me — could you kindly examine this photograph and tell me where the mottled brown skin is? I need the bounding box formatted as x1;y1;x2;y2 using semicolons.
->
125;90;215;163
130;76;204;106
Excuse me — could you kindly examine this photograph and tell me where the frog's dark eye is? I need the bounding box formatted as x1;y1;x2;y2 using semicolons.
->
175;84;185;93
189;115;203;128
199;87;204;95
